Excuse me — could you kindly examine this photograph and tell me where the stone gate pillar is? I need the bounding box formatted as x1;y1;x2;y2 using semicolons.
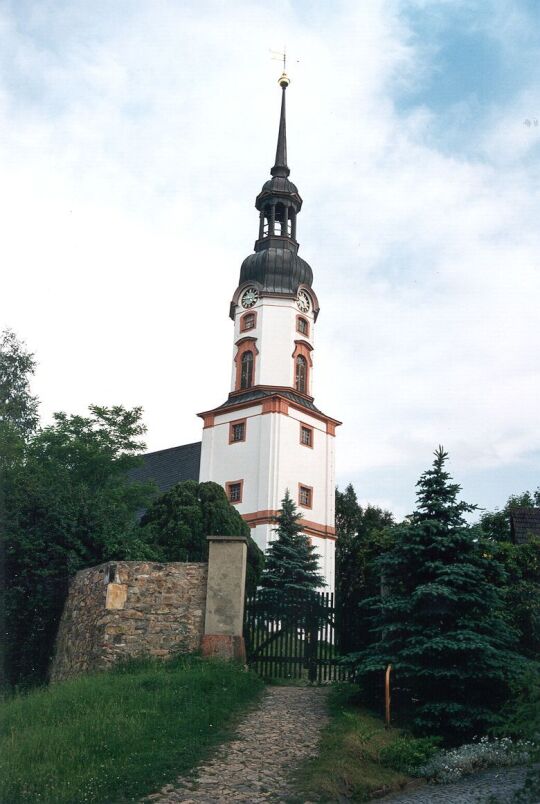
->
201;534;248;662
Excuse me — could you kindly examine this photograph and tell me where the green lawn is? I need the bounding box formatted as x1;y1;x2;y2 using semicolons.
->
0;656;264;803
292;685;416;802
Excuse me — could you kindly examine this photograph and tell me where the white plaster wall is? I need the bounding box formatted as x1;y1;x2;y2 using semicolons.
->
199;406;263;516
200;406;336;591
272;410;335;526
231;297;315;392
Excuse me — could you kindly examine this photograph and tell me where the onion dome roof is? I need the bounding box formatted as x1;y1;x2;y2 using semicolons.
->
259;176;299;196
240;247;313;294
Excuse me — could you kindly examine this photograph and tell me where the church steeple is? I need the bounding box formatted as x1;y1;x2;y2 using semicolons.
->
233;72;315;307
271;73;290;178
254;72;303;252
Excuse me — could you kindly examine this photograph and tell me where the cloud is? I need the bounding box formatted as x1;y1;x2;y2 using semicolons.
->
0;0;538;516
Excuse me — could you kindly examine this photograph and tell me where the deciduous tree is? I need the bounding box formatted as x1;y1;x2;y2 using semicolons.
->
335;484;394;653
4;405;154;687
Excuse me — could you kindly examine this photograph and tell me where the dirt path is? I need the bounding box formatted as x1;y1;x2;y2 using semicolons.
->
146;686;329;803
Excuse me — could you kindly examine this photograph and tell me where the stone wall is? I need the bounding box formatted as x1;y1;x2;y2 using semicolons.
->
50;561;208;682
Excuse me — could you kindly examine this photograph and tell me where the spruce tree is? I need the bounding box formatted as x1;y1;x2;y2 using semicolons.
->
353;447;523;742
259;490;325;596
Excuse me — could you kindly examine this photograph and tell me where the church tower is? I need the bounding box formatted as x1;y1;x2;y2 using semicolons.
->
198;72;340;590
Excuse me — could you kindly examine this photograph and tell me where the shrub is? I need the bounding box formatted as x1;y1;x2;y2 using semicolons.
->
416;736;533;784
139;480;264;593
495;665;540;743
380;735;441;773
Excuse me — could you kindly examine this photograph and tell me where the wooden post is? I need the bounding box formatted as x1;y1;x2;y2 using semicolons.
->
385;664;392;728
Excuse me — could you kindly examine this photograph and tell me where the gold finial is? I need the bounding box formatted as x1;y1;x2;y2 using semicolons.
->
270;47;290;87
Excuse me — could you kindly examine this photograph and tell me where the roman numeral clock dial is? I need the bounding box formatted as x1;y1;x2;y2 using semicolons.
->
296;290;311;313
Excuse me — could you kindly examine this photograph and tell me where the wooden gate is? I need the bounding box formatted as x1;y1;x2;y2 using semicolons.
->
243;589;348;682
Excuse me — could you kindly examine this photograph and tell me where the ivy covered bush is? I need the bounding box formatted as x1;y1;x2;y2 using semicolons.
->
380;735;441;773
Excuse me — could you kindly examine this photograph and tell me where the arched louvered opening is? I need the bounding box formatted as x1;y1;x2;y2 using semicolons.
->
295;354;308;394
241;350;254;389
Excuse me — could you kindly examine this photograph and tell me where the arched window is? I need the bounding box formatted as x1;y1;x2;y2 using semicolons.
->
241;351;254;389
295;355;307;394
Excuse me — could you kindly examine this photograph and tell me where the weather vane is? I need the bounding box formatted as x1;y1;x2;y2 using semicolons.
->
270;47;287;73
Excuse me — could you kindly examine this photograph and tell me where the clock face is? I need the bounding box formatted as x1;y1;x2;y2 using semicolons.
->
241;287;259;309
296;290;311;313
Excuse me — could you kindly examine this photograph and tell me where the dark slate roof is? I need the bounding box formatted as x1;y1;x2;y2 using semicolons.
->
260;176;299;195
239;247;313;294
128;442;201;495
510;508;540;544
218;388;323;415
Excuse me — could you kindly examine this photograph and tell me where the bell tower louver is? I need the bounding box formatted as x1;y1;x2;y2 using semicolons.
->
198;72;340;590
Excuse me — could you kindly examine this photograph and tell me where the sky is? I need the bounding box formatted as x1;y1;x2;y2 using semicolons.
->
1;0;539;520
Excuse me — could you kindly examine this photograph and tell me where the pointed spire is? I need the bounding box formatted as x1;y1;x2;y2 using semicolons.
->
271;72;290;178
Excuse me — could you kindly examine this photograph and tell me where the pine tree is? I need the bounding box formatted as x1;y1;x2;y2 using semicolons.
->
352;447;523;743
259;490;325;596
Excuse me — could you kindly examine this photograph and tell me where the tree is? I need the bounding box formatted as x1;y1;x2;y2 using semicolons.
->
477;491;540;659
479;489;540;543
352;447;522;743
4;406;154;687
0;329;39;446
0;329;40;688
335;484;394;653
139;480;264;594
259;490;325;596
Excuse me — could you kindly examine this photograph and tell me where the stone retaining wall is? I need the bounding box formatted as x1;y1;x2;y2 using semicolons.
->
50;561;208;681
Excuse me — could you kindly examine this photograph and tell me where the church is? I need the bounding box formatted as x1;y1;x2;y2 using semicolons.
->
130;72;340;590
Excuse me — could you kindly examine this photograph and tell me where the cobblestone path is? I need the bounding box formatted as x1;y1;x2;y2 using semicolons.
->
146;686;329;803
380;765;531;804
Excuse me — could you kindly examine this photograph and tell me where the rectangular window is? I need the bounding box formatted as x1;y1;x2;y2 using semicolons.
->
241;312;256;332
300;424;313;448
229;419;246;443
299;484;312;509
297;316;309;336
227;481;243;503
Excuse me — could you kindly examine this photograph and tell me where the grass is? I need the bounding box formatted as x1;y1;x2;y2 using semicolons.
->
292;685;417;802
0;655;264;803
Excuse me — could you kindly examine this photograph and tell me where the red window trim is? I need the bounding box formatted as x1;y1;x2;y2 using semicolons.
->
226;480;244;504
234;337;259;391
298;483;313;510
299;422;314;449
291;340;313;396
229;418;247;444
296;315;310;338
240;311;258;333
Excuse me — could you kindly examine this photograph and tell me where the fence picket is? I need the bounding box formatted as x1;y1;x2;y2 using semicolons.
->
244;589;348;682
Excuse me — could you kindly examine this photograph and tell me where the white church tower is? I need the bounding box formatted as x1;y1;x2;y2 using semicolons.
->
198;72;340;590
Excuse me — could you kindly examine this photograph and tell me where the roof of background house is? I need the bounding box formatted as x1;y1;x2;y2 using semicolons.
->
128;441;201;495
510;507;540;544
